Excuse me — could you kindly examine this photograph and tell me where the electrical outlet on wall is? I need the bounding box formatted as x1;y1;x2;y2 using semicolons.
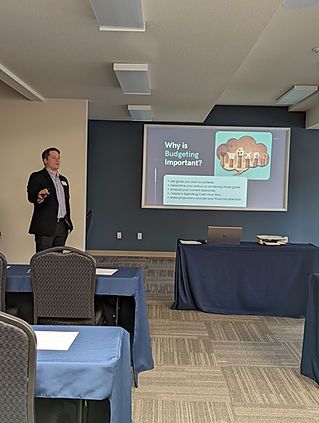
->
116;231;122;239
137;232;143;240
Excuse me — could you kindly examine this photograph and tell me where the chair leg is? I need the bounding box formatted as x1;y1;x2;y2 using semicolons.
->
133;368;138;388
76;400;88;423
115;296;119;326
83;400;88;423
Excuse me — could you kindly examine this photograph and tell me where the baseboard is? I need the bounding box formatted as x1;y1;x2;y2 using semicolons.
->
86;249;176;258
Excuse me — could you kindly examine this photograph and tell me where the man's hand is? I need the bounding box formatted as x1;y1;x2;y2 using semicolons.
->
38;188;50;201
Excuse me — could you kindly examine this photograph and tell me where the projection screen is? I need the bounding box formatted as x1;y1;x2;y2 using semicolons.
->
142;124;290;211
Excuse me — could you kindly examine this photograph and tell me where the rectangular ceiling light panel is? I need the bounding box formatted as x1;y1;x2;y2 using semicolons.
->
128;105;152;121
276;85;318;105
0;63;44;101
113;63;151;95
89;0;145;31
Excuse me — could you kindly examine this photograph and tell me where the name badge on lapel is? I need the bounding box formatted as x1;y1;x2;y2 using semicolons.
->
61;181;68;186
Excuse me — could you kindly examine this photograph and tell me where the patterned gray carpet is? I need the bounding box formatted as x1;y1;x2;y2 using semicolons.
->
95;256;319;423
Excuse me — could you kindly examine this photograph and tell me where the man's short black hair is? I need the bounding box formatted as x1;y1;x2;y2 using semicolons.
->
42;147;60;162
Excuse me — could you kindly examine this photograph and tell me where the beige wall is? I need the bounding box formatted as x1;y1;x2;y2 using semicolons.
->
0;98;88;263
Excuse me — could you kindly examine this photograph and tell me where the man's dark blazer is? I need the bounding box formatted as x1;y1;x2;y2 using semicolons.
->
27;167;73;236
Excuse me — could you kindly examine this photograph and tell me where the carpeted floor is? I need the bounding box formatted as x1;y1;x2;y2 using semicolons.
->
95;256;319;423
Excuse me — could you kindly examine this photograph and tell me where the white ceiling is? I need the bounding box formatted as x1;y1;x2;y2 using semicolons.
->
1;0;319;125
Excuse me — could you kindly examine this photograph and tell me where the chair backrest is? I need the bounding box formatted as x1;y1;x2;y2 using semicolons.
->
0;251;7;311
30;246;96;325
0;311;36;423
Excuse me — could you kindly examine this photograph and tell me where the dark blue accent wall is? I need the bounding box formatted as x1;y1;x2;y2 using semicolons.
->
87;106;319;251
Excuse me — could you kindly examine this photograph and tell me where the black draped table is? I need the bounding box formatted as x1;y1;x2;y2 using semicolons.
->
6;265;153;385
301;273;319;384
172;241;319;317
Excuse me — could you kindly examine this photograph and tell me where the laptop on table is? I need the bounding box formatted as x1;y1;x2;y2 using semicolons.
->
207;226;242;245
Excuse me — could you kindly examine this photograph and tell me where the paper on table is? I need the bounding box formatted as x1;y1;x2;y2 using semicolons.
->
179;240;202;245
96;268;118;276
35;331;78;351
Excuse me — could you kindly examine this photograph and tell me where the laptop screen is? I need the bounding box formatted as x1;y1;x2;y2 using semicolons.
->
207;226;242;245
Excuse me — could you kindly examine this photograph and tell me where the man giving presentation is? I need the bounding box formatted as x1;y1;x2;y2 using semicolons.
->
27;147;73;252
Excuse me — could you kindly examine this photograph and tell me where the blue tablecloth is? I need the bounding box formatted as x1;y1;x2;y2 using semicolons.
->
34;325;131;423
301;274;319;384
172;241;319;317
6;265;154;384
